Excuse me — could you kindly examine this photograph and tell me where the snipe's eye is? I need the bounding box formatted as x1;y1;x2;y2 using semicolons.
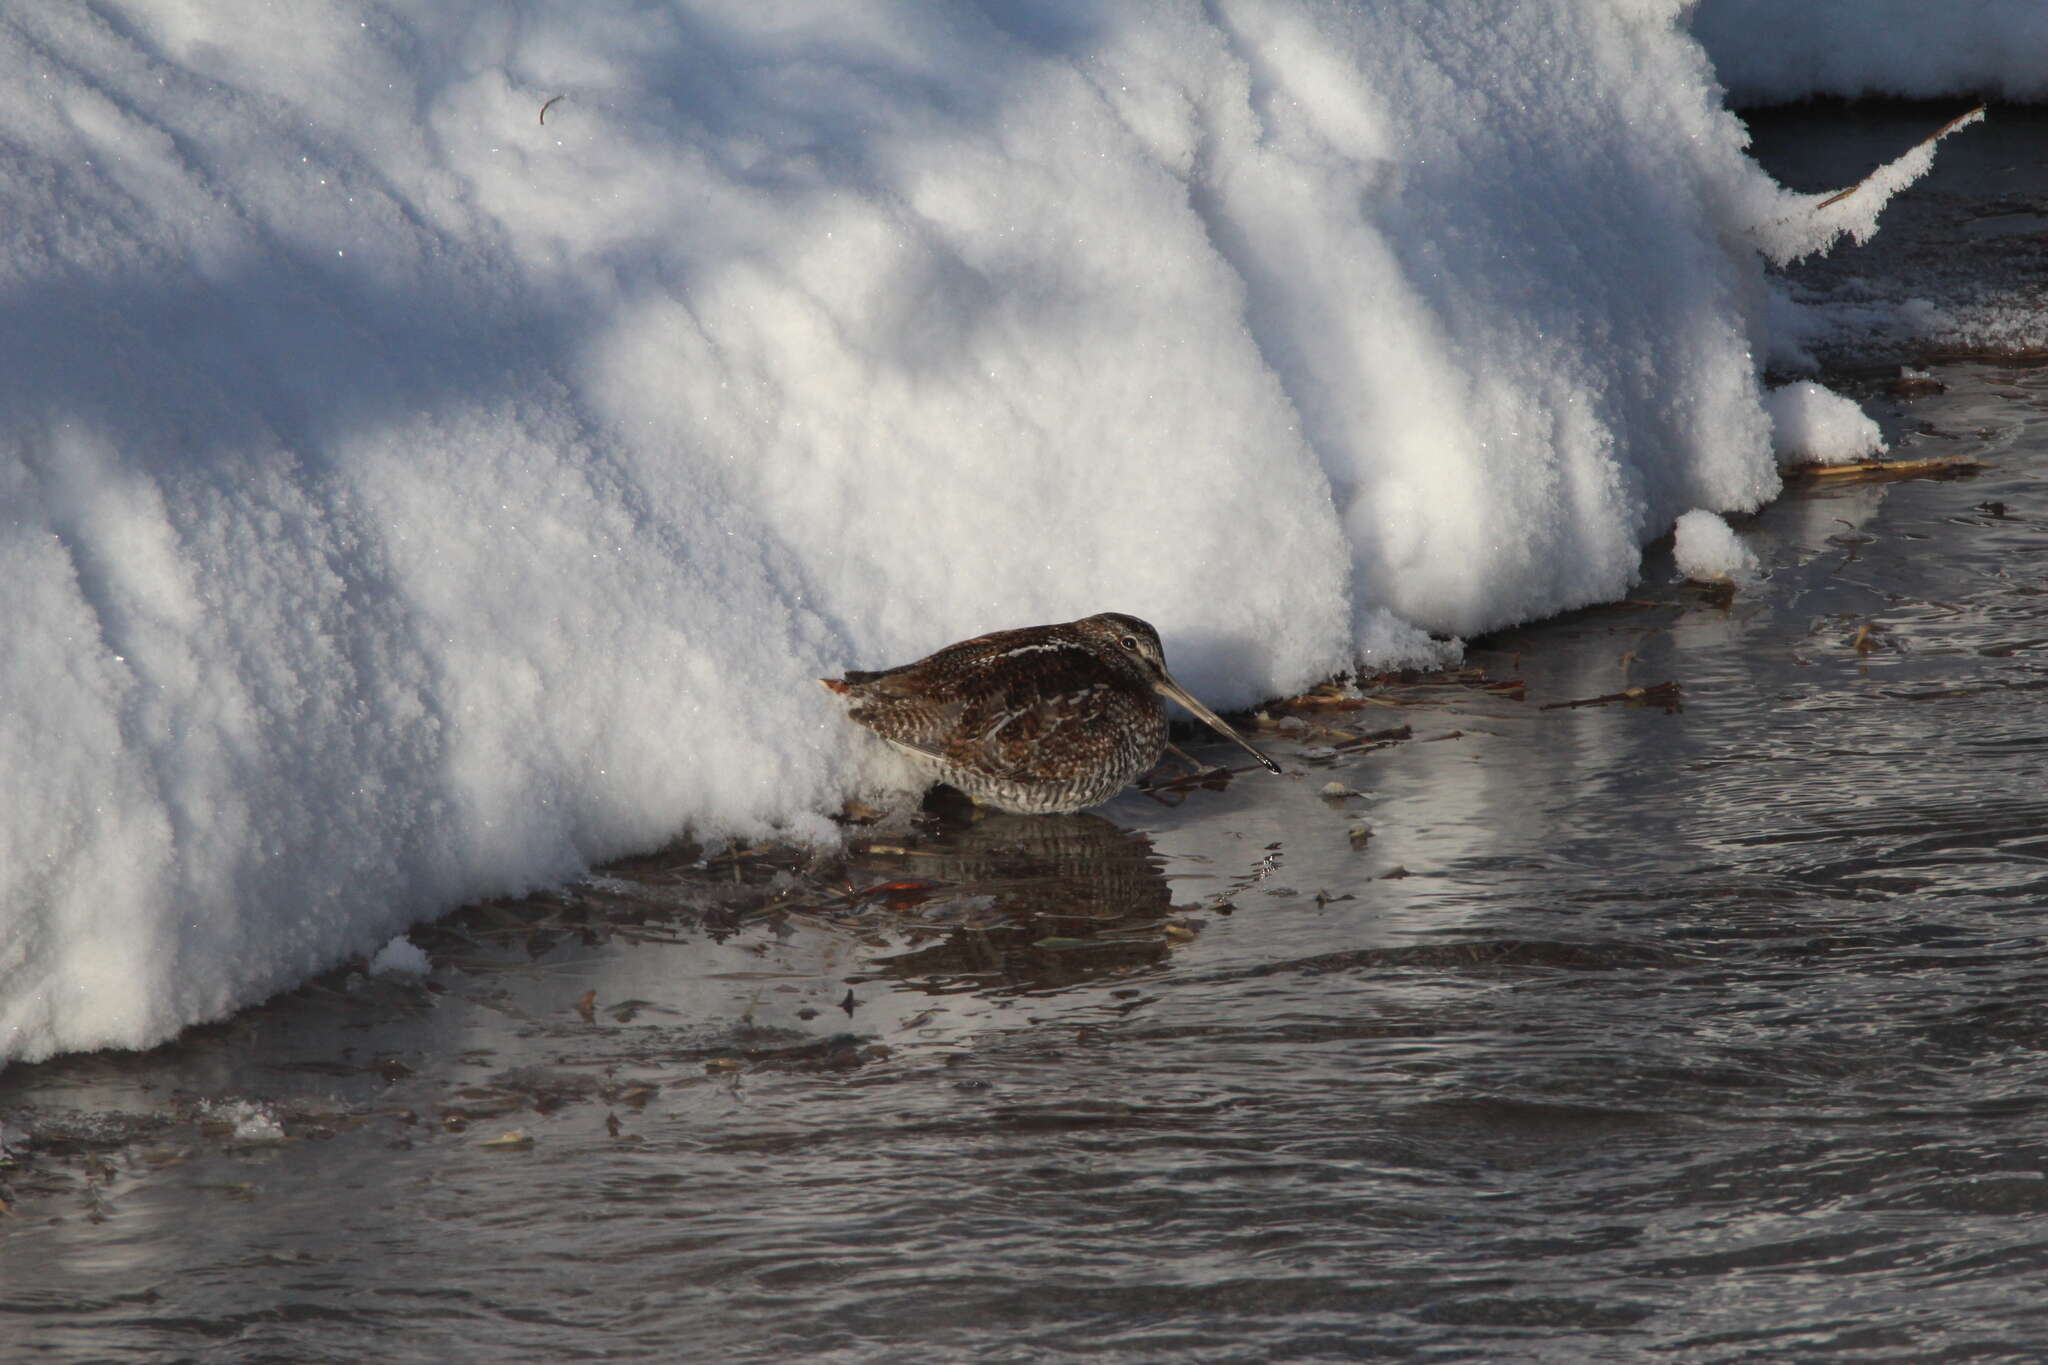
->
1119;635;1140;651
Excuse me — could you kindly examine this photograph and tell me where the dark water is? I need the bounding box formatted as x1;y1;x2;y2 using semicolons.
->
7;114;2048;1365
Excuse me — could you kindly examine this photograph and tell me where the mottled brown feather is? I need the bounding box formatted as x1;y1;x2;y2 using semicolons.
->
824;615;1178;812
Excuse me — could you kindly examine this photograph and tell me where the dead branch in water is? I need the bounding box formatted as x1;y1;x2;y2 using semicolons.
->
1539;682;1683;714
1781;456;1984;484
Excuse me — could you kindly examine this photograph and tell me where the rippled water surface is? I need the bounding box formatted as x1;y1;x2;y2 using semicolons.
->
7;113;2048;1365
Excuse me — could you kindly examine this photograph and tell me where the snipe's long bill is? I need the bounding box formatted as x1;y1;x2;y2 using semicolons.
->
821;611;1281;815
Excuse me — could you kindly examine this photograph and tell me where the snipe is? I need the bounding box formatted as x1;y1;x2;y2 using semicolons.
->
822;612;1281;814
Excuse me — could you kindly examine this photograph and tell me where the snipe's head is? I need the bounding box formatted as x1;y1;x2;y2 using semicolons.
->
1071;612;1169;684
1071;612;1282;776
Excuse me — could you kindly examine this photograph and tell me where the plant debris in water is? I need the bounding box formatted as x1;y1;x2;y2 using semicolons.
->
1781;455;1985;483
1540;682;1685;714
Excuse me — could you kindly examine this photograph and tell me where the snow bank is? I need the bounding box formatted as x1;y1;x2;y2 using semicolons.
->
367;936;431;979
0;1;1944;1063
1766;382;1887;465
1693;0;2048;106
1672;510;1760;583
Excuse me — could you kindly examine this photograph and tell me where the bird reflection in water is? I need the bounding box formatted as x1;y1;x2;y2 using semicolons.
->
859;809;1180;993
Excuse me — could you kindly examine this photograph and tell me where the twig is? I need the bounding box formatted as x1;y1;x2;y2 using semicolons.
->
1815;105;1986;209
1539;682;1683;714
1782;456;1984;484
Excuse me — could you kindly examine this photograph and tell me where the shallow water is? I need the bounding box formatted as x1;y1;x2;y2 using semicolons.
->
7;111;2048;1365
